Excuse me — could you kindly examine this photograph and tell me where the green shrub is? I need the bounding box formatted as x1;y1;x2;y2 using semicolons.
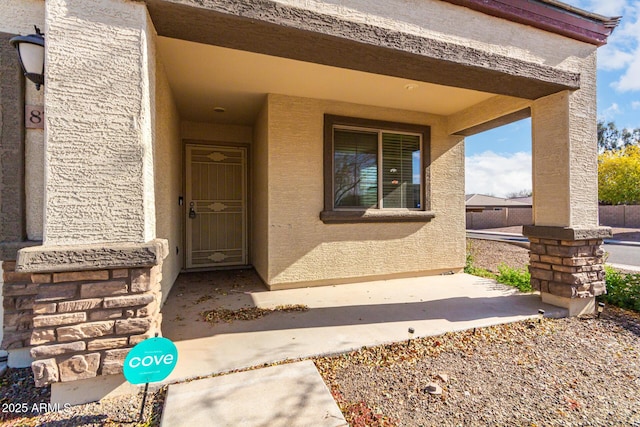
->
601;266;640;312
466;266;497;279
496;264;532;293
464;241;532;291
464;242;497;278
464;241;475;274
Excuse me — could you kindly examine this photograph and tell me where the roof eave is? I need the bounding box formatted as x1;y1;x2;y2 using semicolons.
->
440;0;621;46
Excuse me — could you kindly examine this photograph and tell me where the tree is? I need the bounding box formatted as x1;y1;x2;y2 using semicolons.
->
598;145;640;205
506;189;532;198
598;121;640;152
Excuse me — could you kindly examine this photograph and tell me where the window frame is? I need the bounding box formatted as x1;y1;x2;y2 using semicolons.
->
321;114;435;224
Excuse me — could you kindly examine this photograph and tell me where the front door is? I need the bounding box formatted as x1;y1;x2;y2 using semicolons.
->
185;145;247;268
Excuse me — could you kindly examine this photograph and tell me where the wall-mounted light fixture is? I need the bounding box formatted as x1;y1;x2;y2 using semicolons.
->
10;26;45;90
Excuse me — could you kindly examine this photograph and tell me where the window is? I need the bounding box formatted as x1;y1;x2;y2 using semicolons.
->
334;128;421;209
322;115;434;223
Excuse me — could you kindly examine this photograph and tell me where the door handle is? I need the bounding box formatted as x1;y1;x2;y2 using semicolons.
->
189;202;196;219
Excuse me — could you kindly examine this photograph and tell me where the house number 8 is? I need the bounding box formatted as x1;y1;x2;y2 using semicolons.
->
25;105;44;129
29;109;42;124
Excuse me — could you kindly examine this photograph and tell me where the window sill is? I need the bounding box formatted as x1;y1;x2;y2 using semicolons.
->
320;210;436;224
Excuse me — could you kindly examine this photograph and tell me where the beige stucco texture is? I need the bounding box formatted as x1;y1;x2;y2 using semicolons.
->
244;0;600;287
0;0;614;402
43;0;157;245
6;0;603;292
154;43;182;303
25;84;44;241
1;0;46;241
253;94;465;288
532;53;599;229
275;0;599;231
30;0;181;300
278;0;595;70
0;0;44;35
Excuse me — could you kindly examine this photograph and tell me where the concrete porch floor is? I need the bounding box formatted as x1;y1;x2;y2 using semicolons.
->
160;270;567;384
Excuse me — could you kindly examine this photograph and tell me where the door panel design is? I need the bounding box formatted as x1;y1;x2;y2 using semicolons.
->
186;145;247;268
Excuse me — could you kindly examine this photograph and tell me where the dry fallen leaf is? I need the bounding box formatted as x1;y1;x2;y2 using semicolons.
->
201;304;309;323
564;396;581;411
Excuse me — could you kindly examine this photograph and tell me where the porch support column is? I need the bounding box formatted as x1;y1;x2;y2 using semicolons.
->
2;0;167;401
43;0;156;245
525;52;611;316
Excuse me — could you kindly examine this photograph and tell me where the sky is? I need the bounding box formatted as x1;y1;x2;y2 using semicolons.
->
465;0;640;197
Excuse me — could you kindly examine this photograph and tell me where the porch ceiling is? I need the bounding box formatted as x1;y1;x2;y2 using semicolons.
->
158;36;496;125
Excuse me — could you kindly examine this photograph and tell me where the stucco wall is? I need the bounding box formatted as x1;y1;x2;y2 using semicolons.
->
155;43;182;305
1;0;45;242
532;53;598;229
43;0;156;245
532;92;571;227
567;52;599;228
182;121;253;143
274;0;596;71
0;0;44;35
265;94;465;287
252;100;270;282
271;0;598;232
273;0;600;233
0;30;25;245
528;50;599;229
25;84;44;241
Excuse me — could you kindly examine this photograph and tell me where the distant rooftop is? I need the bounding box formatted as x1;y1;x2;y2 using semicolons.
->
465;194;532;208
509;196;533;205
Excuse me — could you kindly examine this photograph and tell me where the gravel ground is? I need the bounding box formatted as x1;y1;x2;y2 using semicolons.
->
0;371;165;427
316;307;640;427
1;239;638;426
468;236;640;275
4;309;639;427
467;238;530;273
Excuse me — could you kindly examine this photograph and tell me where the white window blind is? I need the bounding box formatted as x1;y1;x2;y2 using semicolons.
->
381;133;421;209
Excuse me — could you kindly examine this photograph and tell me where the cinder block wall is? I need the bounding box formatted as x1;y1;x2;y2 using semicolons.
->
466;210;506;229
506;208;533;227
599;205;640;228
625;206;640;227
466;206;640;230
599;206;625;227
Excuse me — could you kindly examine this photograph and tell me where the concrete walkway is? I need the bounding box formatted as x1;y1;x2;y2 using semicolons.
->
161;272;566;384
158;272;566;426
161;361;346;427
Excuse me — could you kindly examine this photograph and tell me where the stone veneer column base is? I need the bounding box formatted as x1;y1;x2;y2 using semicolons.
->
2;259;39;367
523;226;611;316
0;242;42;367
1;240;168;390
541;293;596;317
51;373;140;406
